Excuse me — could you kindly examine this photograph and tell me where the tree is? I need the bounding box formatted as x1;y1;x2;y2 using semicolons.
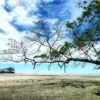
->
0;0;100;71
0;69;5;73
0;67;15;73
4;67;15;73
65;0;100;68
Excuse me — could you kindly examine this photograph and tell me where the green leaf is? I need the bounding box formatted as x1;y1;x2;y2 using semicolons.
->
50;50;60;59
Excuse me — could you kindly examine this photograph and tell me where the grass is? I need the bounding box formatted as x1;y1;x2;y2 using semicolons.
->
0;78;100;100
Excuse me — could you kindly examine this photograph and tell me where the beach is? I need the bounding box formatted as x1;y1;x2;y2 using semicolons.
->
0;73;100;81
0;74;100;100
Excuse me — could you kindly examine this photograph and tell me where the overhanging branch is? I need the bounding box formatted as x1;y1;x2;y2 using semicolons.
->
66;58;100;65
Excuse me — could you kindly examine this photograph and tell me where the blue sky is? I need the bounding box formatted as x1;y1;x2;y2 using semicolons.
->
0;62;100;74
0;0;83;35
0;0;99;74
0;0;85;50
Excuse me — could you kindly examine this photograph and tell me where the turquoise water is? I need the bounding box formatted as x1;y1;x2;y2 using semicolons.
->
0;63;100;74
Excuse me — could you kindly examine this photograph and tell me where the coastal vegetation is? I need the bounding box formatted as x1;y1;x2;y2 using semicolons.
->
0;67;15;73
0;77;100;100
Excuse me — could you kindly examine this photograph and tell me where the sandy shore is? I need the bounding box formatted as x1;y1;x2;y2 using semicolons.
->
0;74;100;100
0;73;100;91
0;73;100;81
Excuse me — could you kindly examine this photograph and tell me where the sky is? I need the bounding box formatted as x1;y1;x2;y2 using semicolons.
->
0;0;99;74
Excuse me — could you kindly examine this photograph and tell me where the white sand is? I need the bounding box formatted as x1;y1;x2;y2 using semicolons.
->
0;74;100;81
0;74;55;81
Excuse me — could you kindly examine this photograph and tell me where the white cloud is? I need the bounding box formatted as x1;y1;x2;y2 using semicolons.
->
10;0;39;25
63;0;83;21
10;6;38;26
42;0;54;3
0;0;5;6
6;0;19;7
0;0;39;51
0;6;23;38
0;34;7;50
69;0;83;21
0;0;89;54
46;18;59;24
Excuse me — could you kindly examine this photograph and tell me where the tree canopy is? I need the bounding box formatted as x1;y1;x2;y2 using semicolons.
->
0;0;100;71
0;67;15;73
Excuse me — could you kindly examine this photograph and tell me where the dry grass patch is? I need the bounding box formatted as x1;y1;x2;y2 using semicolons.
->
0;78;100;100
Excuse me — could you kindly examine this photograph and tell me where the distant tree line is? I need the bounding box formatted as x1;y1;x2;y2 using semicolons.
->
0;67;15;73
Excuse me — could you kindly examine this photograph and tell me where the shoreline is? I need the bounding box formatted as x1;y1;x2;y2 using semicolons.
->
0;73;100;76
0;73;100;81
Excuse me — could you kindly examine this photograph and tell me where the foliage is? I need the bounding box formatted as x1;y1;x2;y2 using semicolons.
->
0;67;15;73
0;78;100;100
65;0;100;65
34;54;48;59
